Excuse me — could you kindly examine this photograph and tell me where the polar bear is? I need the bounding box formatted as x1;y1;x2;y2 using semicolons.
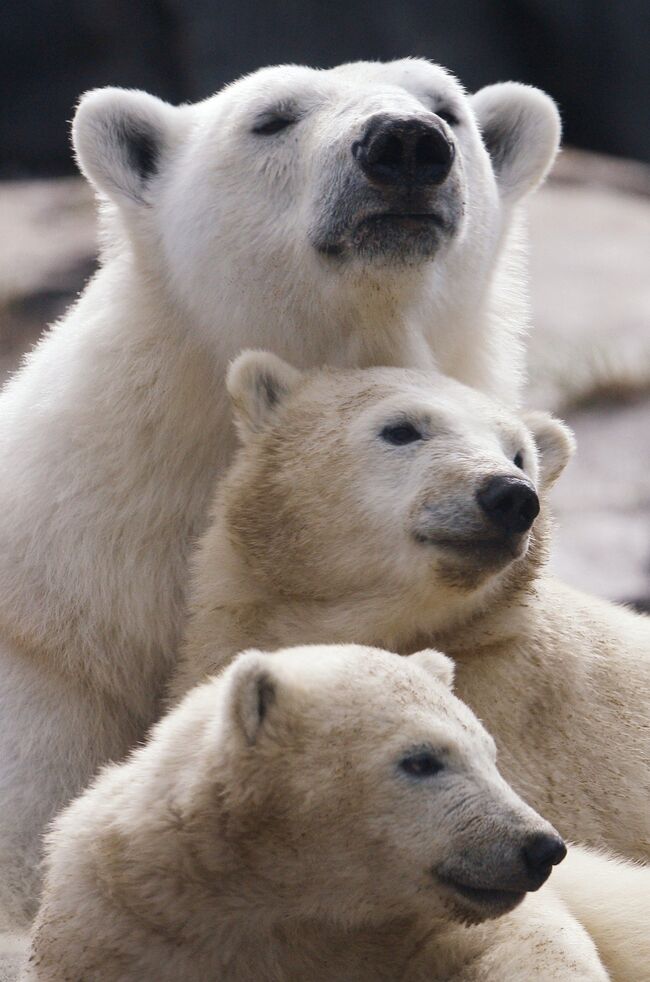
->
0;60;560;924
171;352;650;867
21;644;611;982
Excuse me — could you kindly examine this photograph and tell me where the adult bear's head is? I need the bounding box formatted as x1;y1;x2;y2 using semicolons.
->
71;60;560;346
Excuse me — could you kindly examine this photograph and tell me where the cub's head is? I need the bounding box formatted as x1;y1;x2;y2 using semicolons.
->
71;60;559;334
192;644;565;926
223;351;574;632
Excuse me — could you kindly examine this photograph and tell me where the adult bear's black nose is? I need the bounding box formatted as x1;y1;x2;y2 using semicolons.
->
522;832;567;888
352;114;455;187
477;477;540;535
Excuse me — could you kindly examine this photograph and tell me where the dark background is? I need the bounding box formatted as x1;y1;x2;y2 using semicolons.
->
2;0;650;178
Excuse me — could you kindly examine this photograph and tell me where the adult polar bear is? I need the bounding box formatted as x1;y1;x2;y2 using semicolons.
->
0;59;559;925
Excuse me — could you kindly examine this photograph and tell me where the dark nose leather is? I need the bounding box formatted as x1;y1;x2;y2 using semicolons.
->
522;832;567;888
353;113;455;187
476;476;540;535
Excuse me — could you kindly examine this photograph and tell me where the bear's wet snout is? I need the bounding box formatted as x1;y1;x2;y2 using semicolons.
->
476;476;540;535
522;832;567;887
353;113;455;188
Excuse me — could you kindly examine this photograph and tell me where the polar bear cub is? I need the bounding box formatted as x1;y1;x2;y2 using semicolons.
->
0;59;560;926
22;644;610;982
172;352;650;869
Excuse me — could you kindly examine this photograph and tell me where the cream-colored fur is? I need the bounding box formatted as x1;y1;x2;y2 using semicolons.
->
172;353;650;868
162;355;650;979
551;846;650;981
0;60;560;926
21;645;609;982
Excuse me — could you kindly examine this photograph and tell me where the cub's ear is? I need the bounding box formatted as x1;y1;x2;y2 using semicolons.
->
409;649;455;690
72;87;179;206
226;649;277;745
523;411;575;489
471;83;561;202
227;350;303;440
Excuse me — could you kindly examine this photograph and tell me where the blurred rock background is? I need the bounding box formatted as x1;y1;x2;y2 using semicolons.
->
527;154;650;610
1;0;649;607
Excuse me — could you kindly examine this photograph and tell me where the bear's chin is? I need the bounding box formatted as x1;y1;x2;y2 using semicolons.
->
349;213;451;262
312;209;459;264
440;881;527;925
415;533;529;591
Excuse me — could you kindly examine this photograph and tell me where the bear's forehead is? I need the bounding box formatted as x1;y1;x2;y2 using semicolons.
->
255;648;491;751
328;58;458;93
303;677;486;752
341;665;493;748
275;644;440;697
288;653;454;715
293;370;519;434
220;59;461;111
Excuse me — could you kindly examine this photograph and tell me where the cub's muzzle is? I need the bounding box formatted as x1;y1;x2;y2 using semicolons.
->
438;831;566;913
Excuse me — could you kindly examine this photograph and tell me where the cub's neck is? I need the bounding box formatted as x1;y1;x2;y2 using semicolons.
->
173;507;550;703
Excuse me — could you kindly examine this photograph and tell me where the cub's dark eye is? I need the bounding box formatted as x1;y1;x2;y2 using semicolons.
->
513;451;524;470
380;423;422;446
436;109;459;127
252;115;296;135
400;751;444;778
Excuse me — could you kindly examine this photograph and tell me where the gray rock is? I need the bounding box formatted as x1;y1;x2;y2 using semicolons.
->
0;178;96;381
525;150;650;607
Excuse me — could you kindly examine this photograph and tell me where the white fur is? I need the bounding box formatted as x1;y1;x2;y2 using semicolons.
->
0;59;559;925
21;646;608;981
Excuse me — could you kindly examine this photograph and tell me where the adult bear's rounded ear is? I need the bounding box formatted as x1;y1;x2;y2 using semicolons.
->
72;87;181;207
408;649;455;690
523;410;576;489
226;649;277;745
227;350;303;440
471;83;561;202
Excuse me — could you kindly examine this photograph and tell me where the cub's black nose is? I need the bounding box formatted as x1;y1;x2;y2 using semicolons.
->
353;114;455;187
477;477;540;535
523;833;567;885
